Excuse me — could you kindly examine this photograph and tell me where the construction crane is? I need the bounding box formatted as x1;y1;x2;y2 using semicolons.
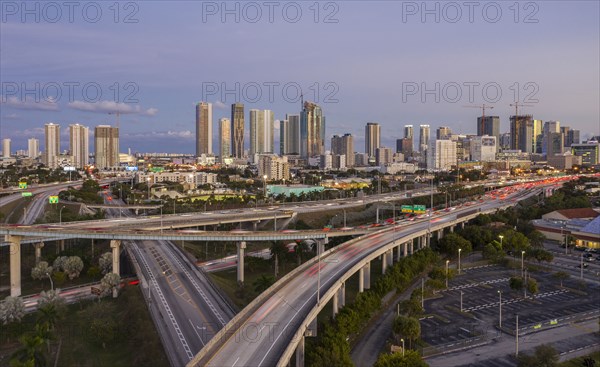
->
108;111;121;129
464;104;494;135
509;102;533;120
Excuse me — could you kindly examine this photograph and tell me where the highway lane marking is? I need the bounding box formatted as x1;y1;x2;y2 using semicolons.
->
189;318;205;347
231;357;240;367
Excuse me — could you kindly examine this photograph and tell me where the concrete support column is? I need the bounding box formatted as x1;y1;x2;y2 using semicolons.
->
110;240;121;275
460;222;465;229
332;288;339;317
387;249;393;267
34;242;44;265
339;282;346;307
396;244;402;261
438;230;443;240
7;235;22;297
409;241;414;255
358;267;364;293
237;241;246;284
364;262;371;289
296;335;305;367
450;225;455;233
403;242;408;257
382;252;388;274
316;237;328;256
59;239;65;252
253;221;258;231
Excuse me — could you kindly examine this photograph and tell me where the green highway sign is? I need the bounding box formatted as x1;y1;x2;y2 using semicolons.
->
150;167;164;173
414;205;427;214
21;192;32;197
549;319;558;325
401;205;413;213
49;196;59;204
533;323;542;329
18;182;27;189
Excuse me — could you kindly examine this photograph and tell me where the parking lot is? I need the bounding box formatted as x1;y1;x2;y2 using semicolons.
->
421;261;600;362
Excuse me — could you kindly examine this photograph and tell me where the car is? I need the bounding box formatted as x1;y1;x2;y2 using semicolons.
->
575;246;586;252
579;263;589;269
596;255;600;261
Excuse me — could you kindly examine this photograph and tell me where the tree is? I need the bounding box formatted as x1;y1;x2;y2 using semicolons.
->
518;344;558;367
526;248;554;264
52;256;68;271
437;233;472;258
1;296;25;325
99;252;113;274
552;271;570;287
397;299;423;318
483;242;505;263
62;256;84;279
527;230;546;247
526;278;539;295
373;350;428;367
253;275;275;293
31;262;54;290
100;273;121;298
509;276;524;291
10;333;46;367
393;315;421;349
500;230;530;253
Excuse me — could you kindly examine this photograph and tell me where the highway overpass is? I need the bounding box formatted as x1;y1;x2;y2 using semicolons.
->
188;178;572;367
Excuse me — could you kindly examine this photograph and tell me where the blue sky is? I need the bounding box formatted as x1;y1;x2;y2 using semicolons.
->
1;0;599;154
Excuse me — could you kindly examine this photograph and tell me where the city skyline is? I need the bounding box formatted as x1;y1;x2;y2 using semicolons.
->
1;2;598;153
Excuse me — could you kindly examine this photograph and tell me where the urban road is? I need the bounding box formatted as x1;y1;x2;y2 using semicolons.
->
193;183;547;367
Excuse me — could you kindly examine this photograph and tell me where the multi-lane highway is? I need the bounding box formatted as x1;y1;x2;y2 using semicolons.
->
100;195;235;366
191;179;565;367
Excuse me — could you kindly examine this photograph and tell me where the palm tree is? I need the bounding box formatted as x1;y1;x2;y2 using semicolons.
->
10;333;46;367
253;275;275;293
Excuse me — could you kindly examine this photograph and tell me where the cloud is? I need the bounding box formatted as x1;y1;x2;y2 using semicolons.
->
3;113;20;120
1;96;59;111
214;100;227;110
123;130;194;139
67;100;158;116
6;127;45;137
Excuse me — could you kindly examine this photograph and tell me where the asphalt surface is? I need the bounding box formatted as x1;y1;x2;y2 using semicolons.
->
196;182;546;367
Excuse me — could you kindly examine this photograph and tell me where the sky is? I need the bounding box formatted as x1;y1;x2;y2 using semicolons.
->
1;0;599;154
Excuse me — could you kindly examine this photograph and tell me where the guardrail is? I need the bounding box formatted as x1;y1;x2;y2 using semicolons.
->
508;309;600;336
420;333;493;358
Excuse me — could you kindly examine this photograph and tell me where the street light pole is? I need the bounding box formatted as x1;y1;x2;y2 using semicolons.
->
400;338;405;357
458;248;462;274
59;205;66;225
515;314;519;356
498;290;502;328
499;235;504;249
521;251;525;278
460;290;463;312
445;259;450;288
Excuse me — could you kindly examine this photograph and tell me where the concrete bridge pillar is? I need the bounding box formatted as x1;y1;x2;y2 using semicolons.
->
339;282;346;307
460;222;465;229
403;242;408;257
409;241;414;255
316;238;328;256
296;335;305;367
332;288;339;317
34;242;44;265
396;244;402;261
7;235;22;297
253;221;259;231
449;225;455;233
59;239;65;252
237;241;246;284
110;240;121;276
382;252;388;274
437;230;443;240
387;249;393;267
360;262;371;291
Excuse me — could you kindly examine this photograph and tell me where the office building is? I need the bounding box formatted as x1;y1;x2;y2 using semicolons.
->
404;125;414;139
300;101;325;158
94;125;119;169
365;122;381;157
196;102;212;156
546;132;564;157
2;138;10;157
249;109;274;155
44;123;60;168
258;155;290;181
571;143;599;166
331;133;354;167
542;120;560;154
566;129;580;147
532;119;543;153
219;118;231;162
436;126;452;140
419;125;430;153
510;115;534;153
28;138;39;159
231;103;244;158
427;139;457;171
477;116;500;141
280;114;301;155
69;124;89;168
470;135;497;162
375;147;393;166
397;138;413;158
